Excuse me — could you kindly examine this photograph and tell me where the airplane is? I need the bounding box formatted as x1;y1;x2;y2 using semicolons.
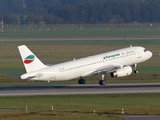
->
17;45;152;85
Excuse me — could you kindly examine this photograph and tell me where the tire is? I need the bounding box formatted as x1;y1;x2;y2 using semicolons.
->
99;80;106;85
134;70;138;74
78;79;86;84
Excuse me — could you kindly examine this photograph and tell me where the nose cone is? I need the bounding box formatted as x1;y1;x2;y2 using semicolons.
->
148;51;153;59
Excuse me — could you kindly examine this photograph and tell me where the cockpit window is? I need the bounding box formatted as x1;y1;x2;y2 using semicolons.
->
144;49;148;52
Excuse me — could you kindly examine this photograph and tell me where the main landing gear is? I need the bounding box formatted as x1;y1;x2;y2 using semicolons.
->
78;74;106;86
99;74;106;85
133;64;138;74
78;78;86;84
99;80;106;85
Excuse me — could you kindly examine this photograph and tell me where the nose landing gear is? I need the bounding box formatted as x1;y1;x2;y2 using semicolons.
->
133;64;138;74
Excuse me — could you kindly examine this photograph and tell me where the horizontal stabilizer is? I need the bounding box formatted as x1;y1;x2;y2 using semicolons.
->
8;73;22;76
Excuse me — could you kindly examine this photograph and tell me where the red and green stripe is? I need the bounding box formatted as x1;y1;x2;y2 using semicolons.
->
24;55;35;64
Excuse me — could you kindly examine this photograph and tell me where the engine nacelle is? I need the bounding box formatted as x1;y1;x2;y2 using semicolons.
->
110;66;132;78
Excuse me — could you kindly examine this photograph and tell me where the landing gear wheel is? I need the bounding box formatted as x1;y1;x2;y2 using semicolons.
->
133;64;138;74
78;79;86;84
99;80;106;85
134;70;138;74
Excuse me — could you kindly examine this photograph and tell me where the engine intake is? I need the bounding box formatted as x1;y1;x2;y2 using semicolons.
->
110;66;132;78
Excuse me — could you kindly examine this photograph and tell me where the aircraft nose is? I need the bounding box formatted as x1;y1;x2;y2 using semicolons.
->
148;51;152;58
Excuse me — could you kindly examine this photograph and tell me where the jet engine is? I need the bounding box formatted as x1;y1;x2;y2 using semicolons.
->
110;66;132;78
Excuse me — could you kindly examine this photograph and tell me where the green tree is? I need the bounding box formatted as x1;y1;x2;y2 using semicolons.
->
3;13;20;24
8;0;24;14
25;0;44;15
43;14;63;24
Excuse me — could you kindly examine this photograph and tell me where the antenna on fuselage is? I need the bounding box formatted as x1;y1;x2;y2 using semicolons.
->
124;39;133;47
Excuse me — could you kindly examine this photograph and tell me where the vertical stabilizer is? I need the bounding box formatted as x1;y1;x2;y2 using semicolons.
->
18;45;47;73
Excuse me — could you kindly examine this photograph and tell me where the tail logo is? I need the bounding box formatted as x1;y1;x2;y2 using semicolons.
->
24;55;35;64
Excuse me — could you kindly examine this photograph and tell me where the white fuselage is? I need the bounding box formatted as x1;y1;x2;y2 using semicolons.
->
20;46;152;81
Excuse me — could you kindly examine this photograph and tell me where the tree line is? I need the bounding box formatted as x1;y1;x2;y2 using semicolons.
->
0;0;160;24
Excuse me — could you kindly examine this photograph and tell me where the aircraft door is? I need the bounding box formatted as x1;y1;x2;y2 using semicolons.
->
136;49;142;58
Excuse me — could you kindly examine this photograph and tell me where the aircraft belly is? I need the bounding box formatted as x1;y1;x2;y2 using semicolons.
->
81;64;111;77
56;70;81;81
30;73;51;81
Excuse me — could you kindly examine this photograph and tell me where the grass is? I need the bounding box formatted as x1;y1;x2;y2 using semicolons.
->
1;27;160;38
0;94;160;119
0;94;160;112
0;112;124;120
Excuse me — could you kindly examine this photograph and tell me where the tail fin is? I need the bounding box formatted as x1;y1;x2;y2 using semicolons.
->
18;45;47;73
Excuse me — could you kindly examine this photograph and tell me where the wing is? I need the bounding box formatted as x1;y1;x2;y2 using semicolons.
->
81;64;122;77
93;64;123;75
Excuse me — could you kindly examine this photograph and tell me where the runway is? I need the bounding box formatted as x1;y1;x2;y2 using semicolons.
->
0;83;160;96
